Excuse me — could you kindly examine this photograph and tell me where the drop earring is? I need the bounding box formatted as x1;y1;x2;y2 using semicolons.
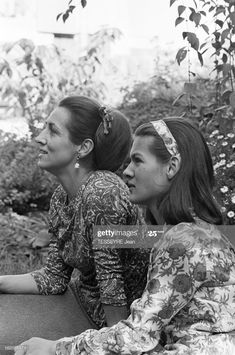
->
75;153;80;169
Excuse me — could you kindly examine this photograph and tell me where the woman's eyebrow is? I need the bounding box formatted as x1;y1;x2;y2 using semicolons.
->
131;152;143;159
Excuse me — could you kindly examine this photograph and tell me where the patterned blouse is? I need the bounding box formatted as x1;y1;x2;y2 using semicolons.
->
55;218;235;355
31;171;150;328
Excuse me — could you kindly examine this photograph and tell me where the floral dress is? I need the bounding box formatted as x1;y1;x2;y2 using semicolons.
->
31;171;150;328
55;218;235;355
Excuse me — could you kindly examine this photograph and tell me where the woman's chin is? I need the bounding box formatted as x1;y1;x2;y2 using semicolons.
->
38;159;49;171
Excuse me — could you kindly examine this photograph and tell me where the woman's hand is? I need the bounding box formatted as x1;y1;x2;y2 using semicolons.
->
14;337;57;355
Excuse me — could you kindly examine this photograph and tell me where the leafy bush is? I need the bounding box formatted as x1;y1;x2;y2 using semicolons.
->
0;131;57;213
208;130;235;225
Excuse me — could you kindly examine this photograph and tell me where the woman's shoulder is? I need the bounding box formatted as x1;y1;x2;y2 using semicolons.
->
163;218;230;250
85;170;128;194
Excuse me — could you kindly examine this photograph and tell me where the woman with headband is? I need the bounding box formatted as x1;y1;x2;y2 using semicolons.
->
15;117;235;355
0;96;150;345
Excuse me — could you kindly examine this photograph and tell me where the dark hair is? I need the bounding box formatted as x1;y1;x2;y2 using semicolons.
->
135;118;223;225
59;96;132;172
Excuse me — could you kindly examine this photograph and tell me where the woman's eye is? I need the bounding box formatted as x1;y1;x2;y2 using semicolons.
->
133;157;142;164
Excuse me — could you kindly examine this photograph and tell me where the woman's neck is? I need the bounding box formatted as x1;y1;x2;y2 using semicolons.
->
148;201;165;225
57;167;94;200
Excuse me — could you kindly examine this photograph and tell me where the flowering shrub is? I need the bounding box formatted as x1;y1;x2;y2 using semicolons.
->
207;130;235;225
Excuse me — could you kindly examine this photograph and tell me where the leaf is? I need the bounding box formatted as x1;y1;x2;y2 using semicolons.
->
229;92;235;108
56;12;62;21
184;82;197;94
187;32;199;51
175;17;184;26
81;0;87;8
222;53;228;63
170;0;177;6
62;12;69;22
230;11;235;26
214;6;226;17
221;29;230;43
200;11;206;16
198;52;204;66
213;31;220;40
209;6;215;12
212;41;221;50
175;47;187;65
172;92;185;106
178;5;186;16
201;24;209;34
189;12;201;26
182;31;188;39
200;42;207;50
69;5;76;12
215;19;224;29
189;71;196;77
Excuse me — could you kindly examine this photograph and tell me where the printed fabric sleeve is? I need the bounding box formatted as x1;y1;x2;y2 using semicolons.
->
30;189;73;295
30;233;73;295
55;223;207;354
83;179;137;306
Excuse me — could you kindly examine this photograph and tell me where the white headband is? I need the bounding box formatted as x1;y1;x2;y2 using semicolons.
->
150;120;181;158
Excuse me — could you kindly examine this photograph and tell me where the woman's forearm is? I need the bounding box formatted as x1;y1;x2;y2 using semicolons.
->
0;273;39;294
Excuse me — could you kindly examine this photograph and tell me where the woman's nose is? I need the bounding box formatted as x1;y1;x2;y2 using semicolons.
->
35;131;46;145
123;162;134;179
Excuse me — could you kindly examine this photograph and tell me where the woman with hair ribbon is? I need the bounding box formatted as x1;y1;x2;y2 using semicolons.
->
0;96;149;347
15;117;235;355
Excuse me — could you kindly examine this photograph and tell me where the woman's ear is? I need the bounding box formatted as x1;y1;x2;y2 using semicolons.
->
167;155;181;180
78;138;94;158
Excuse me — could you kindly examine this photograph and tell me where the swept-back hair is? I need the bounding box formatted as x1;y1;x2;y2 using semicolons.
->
59;96;132;172
135;118;223;225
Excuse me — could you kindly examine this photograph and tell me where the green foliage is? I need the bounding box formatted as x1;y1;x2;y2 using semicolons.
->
57;0;87;22
208;130;235;224
171;0;235;112
0;211;48;274
0;30;121;138
0;131;57;213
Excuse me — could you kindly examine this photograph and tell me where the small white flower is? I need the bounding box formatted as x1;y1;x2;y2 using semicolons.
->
232;143;235;149
220;186;229;193
219;153;226;158
220;159;226;166
227;133;234;138
217;135;224;139
222;141;228;146
220;206;227;213
227;211;235;218
227;162;233;168
211;130;219;136
231;194;235;204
